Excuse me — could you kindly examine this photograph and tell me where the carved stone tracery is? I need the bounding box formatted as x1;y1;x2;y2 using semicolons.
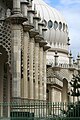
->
0;21;11;65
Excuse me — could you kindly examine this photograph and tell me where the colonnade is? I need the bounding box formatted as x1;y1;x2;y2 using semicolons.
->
9;0;50;101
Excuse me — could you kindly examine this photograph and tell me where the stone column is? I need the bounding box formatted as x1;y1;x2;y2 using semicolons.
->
34;43;39;99
22;32;29;98
10;0;27;99
11;24;22;98
43;51;47;100
13;0;21;13
21;1;28;18
29;38;34;99
39;47;43;100
43;51;47;116
20;0;28;99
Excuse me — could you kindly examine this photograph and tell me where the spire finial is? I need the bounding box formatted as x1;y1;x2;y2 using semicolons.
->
69;50;72;56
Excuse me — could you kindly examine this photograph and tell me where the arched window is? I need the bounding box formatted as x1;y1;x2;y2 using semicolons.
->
42;19;47;27
59;22;62;30
63;23;65;31
48;20;53;29
54;21;58;30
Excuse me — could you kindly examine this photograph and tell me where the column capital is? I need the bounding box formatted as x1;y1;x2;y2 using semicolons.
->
39;40;47;47
6;14;27;24
29;29;39;38
23;22;34;32
35;35;43;43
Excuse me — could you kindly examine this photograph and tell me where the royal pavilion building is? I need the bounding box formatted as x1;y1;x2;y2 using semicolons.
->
0;0;80;119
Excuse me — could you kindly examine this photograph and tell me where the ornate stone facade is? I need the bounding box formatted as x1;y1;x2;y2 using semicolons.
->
0;0;80;117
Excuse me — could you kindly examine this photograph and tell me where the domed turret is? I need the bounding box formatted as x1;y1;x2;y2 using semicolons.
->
33;0;69;65
33;0;69;53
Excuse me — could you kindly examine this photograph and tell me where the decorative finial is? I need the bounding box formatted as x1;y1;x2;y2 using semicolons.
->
67;37;70;45
69;50;72;56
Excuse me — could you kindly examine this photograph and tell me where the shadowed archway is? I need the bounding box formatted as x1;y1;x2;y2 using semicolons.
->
0;45;11;117
62;78;68;102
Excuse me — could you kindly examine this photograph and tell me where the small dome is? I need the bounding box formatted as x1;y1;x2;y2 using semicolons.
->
33;0;68;52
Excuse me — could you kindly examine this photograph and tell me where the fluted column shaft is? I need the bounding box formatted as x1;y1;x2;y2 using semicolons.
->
39;47;43;100
22;32;29;98
29;38;34;99
43;51;47;100
34;43;39;99
11;25;22;98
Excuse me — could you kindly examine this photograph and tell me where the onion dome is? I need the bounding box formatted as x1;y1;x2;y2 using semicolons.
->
33;0;69;53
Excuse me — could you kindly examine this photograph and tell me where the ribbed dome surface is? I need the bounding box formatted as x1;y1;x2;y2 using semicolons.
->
33;0;68;51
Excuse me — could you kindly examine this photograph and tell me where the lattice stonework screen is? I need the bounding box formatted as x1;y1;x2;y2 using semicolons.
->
0;21;11;64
